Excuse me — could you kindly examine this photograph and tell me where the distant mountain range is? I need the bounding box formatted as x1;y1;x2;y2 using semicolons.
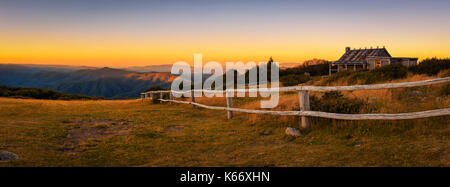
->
123;64;174;72
0;64;177;99
0;61;312;99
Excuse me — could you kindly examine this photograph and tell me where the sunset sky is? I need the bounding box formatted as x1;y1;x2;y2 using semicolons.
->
1;0;450;67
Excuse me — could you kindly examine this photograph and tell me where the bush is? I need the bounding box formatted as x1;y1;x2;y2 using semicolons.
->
324;70;353;84
280;74;310;86
280;63;330;77
145;85;166;92
0;85;102;100
310;91;367;114
353;64;407;84
409;58;450;76
325;64;408;85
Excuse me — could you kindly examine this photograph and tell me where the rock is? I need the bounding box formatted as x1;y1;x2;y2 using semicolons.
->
408;90;423;97
0;151;19;162
285;127;301;137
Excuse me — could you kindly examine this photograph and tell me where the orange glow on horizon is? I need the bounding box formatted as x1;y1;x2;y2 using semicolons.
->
2;1;450;67
2;20;450;67
2;36;450;67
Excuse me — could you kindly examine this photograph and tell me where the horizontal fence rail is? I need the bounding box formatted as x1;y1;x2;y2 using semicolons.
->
158;99;450;120
141;77;450;128
142;77;450;94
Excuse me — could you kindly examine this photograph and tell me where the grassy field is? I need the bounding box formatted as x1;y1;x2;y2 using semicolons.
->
0;94;449;166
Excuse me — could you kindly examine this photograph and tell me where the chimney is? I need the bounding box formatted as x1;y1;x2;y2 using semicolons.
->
345;47;351;52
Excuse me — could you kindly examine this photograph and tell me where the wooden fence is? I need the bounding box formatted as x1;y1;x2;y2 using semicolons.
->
141;77;450;128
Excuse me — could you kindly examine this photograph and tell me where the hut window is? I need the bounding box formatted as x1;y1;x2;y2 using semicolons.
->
376;60;381;67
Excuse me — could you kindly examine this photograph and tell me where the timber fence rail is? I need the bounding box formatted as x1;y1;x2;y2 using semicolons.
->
141;77;450;128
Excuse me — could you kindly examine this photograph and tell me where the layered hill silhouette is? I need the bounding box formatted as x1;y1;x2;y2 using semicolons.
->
0;64;177;99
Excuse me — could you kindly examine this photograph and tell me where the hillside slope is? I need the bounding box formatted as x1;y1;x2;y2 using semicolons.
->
0;65;177;99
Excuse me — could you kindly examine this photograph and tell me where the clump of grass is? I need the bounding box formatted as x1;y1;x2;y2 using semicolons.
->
93;123;109;129
440;83;450;96
323;70;353;84
309;91;373;114
438;69;450;78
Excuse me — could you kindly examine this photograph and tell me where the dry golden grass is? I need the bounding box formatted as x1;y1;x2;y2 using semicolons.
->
0;70;449;166
0;92;448;166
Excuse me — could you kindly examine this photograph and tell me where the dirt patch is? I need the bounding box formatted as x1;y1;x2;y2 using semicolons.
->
59;119;134;153
164;126;184;132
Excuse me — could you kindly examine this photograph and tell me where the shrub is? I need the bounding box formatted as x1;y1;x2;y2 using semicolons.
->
280;63;330;77
355;64;407;84
310;91;367;114
0;85;102;100
145;85;166;92
323;70;353;84
280;74;310;86
325;64;408;85
409;58;450;76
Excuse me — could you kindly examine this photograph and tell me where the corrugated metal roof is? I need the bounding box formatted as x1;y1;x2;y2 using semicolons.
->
334;47;391;64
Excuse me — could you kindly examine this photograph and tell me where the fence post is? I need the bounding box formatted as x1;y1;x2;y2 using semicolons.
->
160;92;164;103
169;91;173;104
150;93;154;100
141;93;144;102
226;91;233;119
298;90;311;128
191;90;197;108
329;64;331;75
